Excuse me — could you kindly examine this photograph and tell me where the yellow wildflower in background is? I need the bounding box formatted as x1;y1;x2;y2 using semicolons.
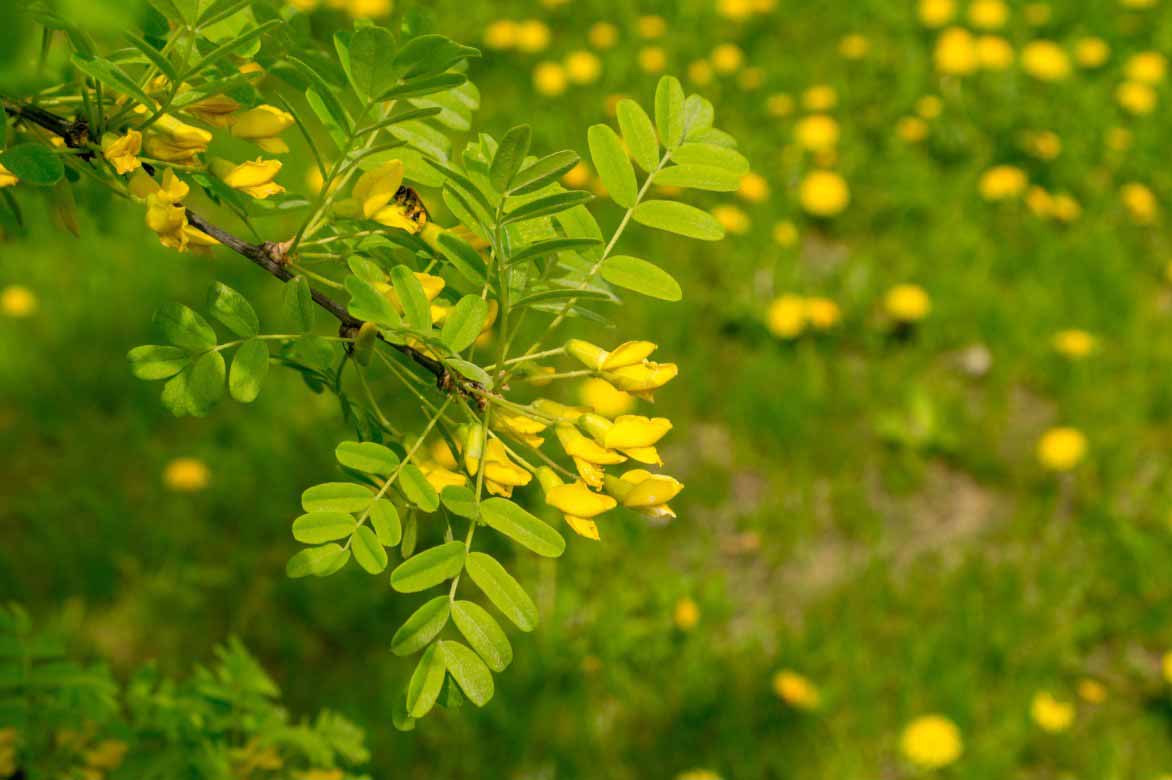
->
346;0;390;19
516;20;551;53
976;35;1014;70
101;130;142;175
772;220;799;247
639;46;668;73
674;597;700;630
1;285;37;318
918;0;956;27
1021;40;1070;81
806;297;841;330
738;172;770;203
1052;330;1097;359
884;284;931;323
900;715;963;769
483;19;518;50
534;61;568;95
1162;651;1172;684
689;59;715;85
766;93;795;117
1037;427;1087;471
839;34;869;60
772;669;820;709
979;165;1027;201
767;294;806;339
1030;691;1074;733
562;161;591;188
1117;81;1157;115
802;85;838;111
968;0;1008;28
1126;52;1167;84
711;43;744;74
1077;678;1107;703
1075;37;1110;68
1121;182;1158;224
164;457;211;492
565;50;602;84
916;95;943;119
637;15;667;39
935;27;978;75
713;205;751;234
587;21;618;49
799;170;849;217
898;116;928;142
795;114;840;152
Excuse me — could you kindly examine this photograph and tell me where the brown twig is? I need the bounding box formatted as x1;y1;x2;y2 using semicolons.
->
3;98;458;391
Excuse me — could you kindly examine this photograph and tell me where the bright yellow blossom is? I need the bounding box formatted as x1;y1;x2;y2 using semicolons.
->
901;715;963;769
918;0;955;27
1077;678;1107;703
795;114;839;152
976;35;1014;70
213;158;284;199
0;164;16;188
772;670;821;709
537;467;616;540
605;468;683;523
737;172;770;203
802;85;838;111
460;427;532;497
1037;427;1087;471
230;105;294;154
483;19;518;50
674;597;700;630
579;377;635;417
1;285;37;318
979;165;1027;201
638;47;667;73
164;457;210;492
1021;40;1070;81
565;50;602;84
587;21;618;49
968;0;1008;29
144;113;212;163
184;94;240;127
799;170;850;217
767;294;806;339
637;15;667;39
897;116;928;142
515;20;551;53
101;130;142;175
1075;37;1110;68
534;61;568;95
1030;691;1075;733
711;43;744;74
555;423;626;488
1052;329;1097;359
935;27;978;75
766;92;795;117
1117;81;1157;115
1127;52;1167;84
839;34;869;60
712;204;751;234
1121;182;1158;224
885;284;931;322
805;297;841;330
688;59;715;85
772;220;798;247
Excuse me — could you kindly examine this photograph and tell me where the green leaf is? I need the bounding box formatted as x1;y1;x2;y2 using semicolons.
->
348;256;385;283
683;94;714;138
347;25;397;99
207;282;259;338
286;543;349;578
377;72;467;101
632;200;725;241
617;99;659;174
601;255;682;301
441;295;488;353
440;485;478;519
393;34;479;79
392;694;416;731
479;498;565;558
335;441;400;475
401;512;418;557
0;144;63;187
510;150;579;195
283;277;315;332
391;596;450;656
502;191;593;225
228;338;268;403
124;32;178;83
345;276;401;328
465;553;538;631
369;499;402;546
406;643;446;718
654;75;686;150
189;351;226;410
398;463;440;511
181;19;281;80
301;482;374;513
587;124;636;208
390;541;466;593
510;237;601;264
436;231;488;287
71;54;153;108
292;511;355;544
390;265;431;332
447;358;492;389
670;143;749;174
654;164;740;192
489;124;531;193
155;303;216;351
127;345;189;380
437;640;493;707
351;525;388;574
450;601;512;672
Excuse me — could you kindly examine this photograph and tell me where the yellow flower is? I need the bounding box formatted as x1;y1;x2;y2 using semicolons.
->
1;285;38;318
1077;678;1107;704
101;130;143;175
145;170;193;251
419;460;467;492
494;409;549;448
918;0;955;27
1026;130;1061;160
484;19;518;50
184;94;240;127
772;220;799;247
1163;651;1172;684
562;161;592;188
1075;37;1110;68
673;597;700;630
637;14;667;38
767;294;806;339
555;424;625;488
537;467;616;540
897;116;928;143
605;468;683;523
0;163;17;188
968;0;1008;28
567;339;678;400
461;428;532;497
799;170;849;217
802;84;838;111
164;457;211;492
1030;691;1075;733
516;20;551;53
213;158;284;199
839;34;869;60
916;95;943;119
688;59;715;85
350;159;404;219
144;113;212;162
1027;186;1053;218
534;61;568;95
578;413;671;465
717;0;754;19
1117;81;1157;115
565;50;602;84
1106;127;1132;153
1122;182;1158;224
579;377;635;417
1126;51;1167;84
976;35;1014;70
738;172;770;203
805;297;841;330
231;105;294;154
935;27;978;75
639;46;667;73
1052;329;1097;359
901;715;963;769
772;670;821;709
766;92;795;117
587;21;618;49
1021;40;1070;81
979;165;1027;201
711;43;744;74
712;204;751;234
346;0;390;18
738;66;765;91
884;284;931;323
1037;427;1087;471
795;114;839;152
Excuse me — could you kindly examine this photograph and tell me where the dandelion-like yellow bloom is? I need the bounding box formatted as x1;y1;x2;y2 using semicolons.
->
900;715;963;769
935;27;978;75
534;61;568;95
1037;427;1087;471
673;597;700;630
916;95;943;119
802;84;838;111
711;43;744;74
1117;81;1157;115
1030;691;1075;733
1052;329;1097;359
799;170;849;217
717;0;754;20
1126;51;1167;84
231;105;294;154
976;35;1014;70
772;670;821;709
968;0;1008;29
212;158;285;199
1121;182;1158;224
565;50;602;84
712;204;751;234
580;377;635;417
766;92;795;117
772;220;799;247
1075;37;1110;68
1026;130;1061;160
164;457;211;492
735;172;769;204
918;0;955;27
346;0;390;19
101;130;143;175
515;20;551;53
587;21;618;49
897;116;928;142
637;14;667;38
1021;40;1071;81
688;59;715;85
839;34;869;60
638;46;667;73
979;165;1027;201
767;294;806;339
1;285;37;318
885;284;931;323
1077;678;1107;704
805;297;841;330
795;114;840;152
